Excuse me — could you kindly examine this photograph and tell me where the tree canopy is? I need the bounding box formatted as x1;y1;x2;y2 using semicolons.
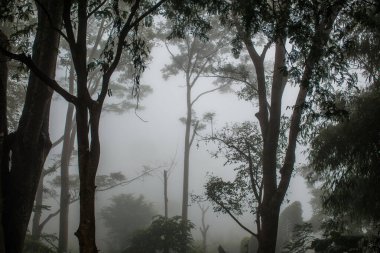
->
101;194;156;252
308;86;380;227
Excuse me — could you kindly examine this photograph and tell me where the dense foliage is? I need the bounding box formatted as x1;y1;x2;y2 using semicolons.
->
101;194;156;252
124;215;194;253
308;86;380;226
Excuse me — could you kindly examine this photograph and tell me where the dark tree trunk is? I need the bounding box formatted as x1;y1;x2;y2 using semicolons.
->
3;1;63;252
74;100;101;253
0;29;9;253
58;63;76;253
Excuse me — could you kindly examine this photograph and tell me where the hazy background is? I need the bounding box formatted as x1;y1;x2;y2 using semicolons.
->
45;43;312;252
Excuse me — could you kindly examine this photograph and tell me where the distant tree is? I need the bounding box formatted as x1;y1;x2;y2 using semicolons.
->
282;223;314;253
101;194;156;252
161;17;231;222
276;201;303;253
124;215;194;253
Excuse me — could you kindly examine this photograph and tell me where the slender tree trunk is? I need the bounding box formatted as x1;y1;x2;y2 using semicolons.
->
164;170;168;218
74;102;101;253
182;82;192;222
0;29;8;253
3;1;63;252
58;63;76;253
31;173;44;241
200;205;209;253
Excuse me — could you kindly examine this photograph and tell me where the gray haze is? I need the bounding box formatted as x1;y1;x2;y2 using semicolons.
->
44;44;312;252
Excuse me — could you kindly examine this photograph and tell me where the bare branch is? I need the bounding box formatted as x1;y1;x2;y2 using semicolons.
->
191;84;228;106
214;199;257;237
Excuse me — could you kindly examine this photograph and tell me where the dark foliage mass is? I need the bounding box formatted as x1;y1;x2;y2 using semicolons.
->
101;194;156;252
308;87;380;225
125;216;194;253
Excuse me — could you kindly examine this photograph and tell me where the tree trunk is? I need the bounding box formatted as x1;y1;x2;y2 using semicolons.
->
164;170;168;218
0;29;9;253
31;173;44;241
74;102;101;253
58;63;76;253
257;203;280;253
3;1;63;252
181;82;192;222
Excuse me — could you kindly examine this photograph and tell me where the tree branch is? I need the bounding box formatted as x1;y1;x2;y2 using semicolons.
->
191;84;228;106
214;199;257;238
87;0;108;18
0;48;78;105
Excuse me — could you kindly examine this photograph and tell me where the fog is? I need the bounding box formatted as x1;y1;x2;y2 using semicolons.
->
45;43;312;252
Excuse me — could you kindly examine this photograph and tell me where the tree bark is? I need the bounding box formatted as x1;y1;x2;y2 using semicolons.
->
3;1;63;252
0;29;9;253
181;79;192;222
164;170;168;219
31;173;44;241
58;63;76;253
74;103;101;253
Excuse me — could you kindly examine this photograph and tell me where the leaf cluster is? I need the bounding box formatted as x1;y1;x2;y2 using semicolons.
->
308;86;380;224
101;194;156;251
125;215;194;253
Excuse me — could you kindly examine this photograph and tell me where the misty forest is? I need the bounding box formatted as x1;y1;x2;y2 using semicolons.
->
0;0;379;253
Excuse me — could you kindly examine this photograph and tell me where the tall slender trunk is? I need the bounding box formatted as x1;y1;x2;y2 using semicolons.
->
3;1;63;252
164;170;168;218
58;64;76;253
0;30;9;253
74;101;101;253
181;82;192;222
31;174;44;240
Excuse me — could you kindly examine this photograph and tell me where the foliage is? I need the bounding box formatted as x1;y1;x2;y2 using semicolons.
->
308;86;380;225
276;201;304;252
23;234;56;253
282;223;314;253
101;194;156;252
204;121;263;217
124;215;194;253
311;232;380;253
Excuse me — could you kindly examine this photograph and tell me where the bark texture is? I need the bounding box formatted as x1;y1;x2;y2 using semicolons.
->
58;64;76;253
3;1;63;252
0;29;9;253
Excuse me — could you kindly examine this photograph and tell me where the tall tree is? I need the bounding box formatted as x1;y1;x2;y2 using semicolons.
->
0;29;9;253
0;1;63;252
162;19;230;222
205;1;356;252
1;1;168;252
